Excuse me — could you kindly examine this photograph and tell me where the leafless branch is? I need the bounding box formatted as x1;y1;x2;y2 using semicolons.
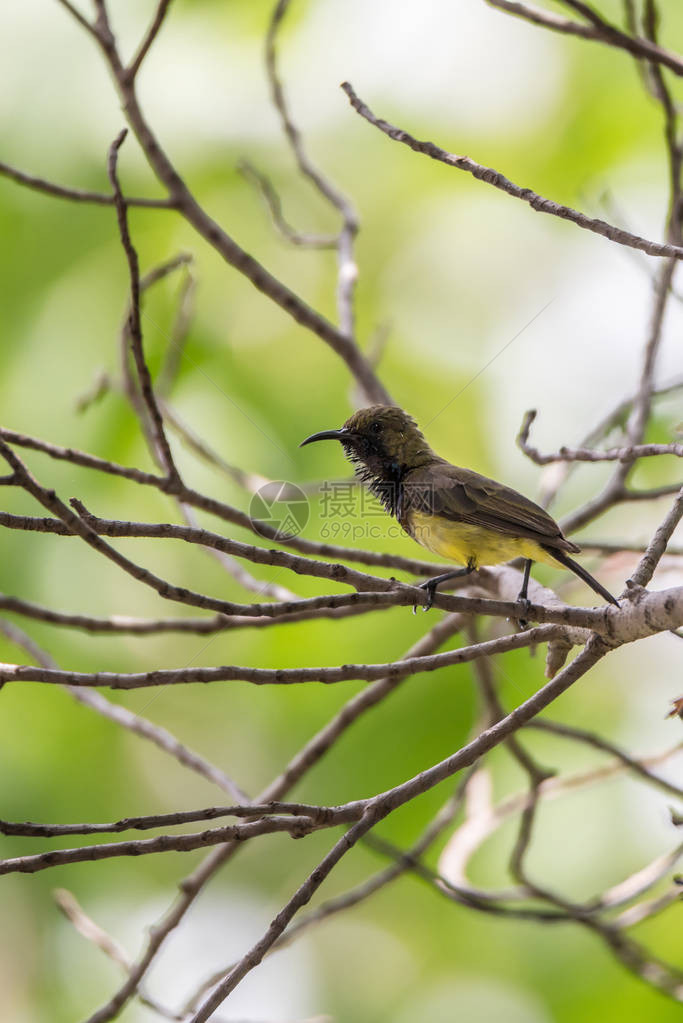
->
0;608;250;803
56;0;390;407
53;890;179;1022
0;623;569;690
486;0;683;77
183;775;475;1011
177;502;300;602
126;0;173;83
1;800;360;838
598;842;683;911
0;159;173;207
159;401;276;494
238;160;338;249
341;80;683;261
1;2;681;1016
54;888;130;970
579;539;683;556
518;409;683;463
0;425;443;575
107;130;181;484
190;638;609;1019
266;0;360;338
527;719;683;802
84;611;467;1023
534;376;683;510
468;619;553;784
628;486;683;587
0;587;391;635
0;813;335;875
67;687;250;802
155;271;197;397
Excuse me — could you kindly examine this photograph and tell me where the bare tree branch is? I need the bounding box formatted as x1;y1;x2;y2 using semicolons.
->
0;609;250;803
190;638;609;1018
486;0;683;77
628;486;683;587
527;719;683;802
518;410;683;463
0;624;568;690
53;890;179;1022
341;81;683;262
126;0;173;83
1;800;360;838
1;4;680;1017
266;0;360;339
0;813;337;875
0;587;391;635
56;0;391;406
107;130;181;484
67;687;250;802
183;775;475;1011
82;611;467;1023
0;425;444;575
239;160;338;249
0;159;173;208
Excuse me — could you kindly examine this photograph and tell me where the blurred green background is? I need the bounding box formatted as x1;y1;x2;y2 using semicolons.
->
0;1;681;1020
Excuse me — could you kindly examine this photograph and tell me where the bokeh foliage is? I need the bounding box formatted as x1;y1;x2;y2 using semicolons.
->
0;2;681;1021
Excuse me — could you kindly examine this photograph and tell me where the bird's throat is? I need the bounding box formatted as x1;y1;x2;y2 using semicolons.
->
350;462;404;520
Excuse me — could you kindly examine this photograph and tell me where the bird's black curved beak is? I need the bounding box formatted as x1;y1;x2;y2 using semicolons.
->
300;428;348;448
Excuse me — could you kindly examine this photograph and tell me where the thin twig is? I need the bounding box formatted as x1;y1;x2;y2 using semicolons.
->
159;401;274;494
53;890;179;1021
0;160;173;207
341;81;683;262
0;814;336;875
628;486;683;587
486;0;683;77
107;130;181;484
0;587;393;635
177;502;299;602
238;160;338;249
155;271;196;396
1;801;353;838
183;775;475;1010
266;0;360;338
84;612;466;1023
0;425;443;575
126;0;173;82
0;624;569;690
58;0;390;405
534;376;683;509
518;410;683;463
190;639;610;1019
528;719;683;801
468;619;553;784
67;688;250;802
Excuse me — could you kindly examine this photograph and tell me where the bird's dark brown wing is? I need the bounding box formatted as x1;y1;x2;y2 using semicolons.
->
403;461;579;553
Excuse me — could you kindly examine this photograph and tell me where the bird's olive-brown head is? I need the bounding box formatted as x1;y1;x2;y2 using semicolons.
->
300;405;435;483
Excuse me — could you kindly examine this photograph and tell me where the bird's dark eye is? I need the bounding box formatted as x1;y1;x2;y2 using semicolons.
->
370;422;381;434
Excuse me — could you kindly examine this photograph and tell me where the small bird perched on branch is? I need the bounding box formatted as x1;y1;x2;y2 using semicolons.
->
301;405;618;612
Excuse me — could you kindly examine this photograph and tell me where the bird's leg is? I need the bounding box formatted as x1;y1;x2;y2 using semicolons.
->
415;559;476;613
516;559;533;628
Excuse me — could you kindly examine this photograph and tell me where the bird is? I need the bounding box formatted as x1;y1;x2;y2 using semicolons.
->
300;405;618;613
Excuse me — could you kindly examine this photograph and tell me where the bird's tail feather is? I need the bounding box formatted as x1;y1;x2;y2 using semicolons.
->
544;547;619;606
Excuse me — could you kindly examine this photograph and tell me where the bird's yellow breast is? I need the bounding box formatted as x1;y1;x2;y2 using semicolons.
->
408;511;558;567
